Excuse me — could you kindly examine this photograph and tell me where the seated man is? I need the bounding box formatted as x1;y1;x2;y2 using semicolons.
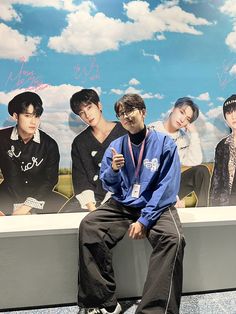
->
78;94;185;314
149;97;210;207
60;89;126;213
0;91;67;215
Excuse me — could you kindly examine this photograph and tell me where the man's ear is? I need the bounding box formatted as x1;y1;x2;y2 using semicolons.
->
142;109;146;118
12;113;18;122
98;102;102;112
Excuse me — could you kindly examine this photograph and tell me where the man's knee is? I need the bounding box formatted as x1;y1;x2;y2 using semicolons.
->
80;211;95;230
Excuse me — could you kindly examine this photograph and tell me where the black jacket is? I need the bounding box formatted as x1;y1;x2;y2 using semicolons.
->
209;135;236;206
0;126;60;204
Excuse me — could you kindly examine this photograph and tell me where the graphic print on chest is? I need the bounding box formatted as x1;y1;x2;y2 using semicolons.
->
7;144;44;172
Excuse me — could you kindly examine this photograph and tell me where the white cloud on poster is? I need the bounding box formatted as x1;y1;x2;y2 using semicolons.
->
220;1;236;52
0;2;21;21
110;84;164;100
142;49;160;62
129;78;140;85
206;106;222;119
220;0;236;17
48;0;211;55
111;89;124;95
229;64;236;75
142;92;164;100
196;92;210;101
0;23;41;61
225;27;236;52
183;0;197;3
156;33;166;40
217;96;225;102
0;0;93;19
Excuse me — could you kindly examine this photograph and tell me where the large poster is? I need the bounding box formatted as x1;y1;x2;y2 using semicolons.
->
0;0;235;213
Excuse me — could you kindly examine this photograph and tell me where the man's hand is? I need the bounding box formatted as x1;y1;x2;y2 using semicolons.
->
185;122;197;133
12;205;32;215
86;202;97;212
129;221;146;240
111;147;125;171
175;196;185;208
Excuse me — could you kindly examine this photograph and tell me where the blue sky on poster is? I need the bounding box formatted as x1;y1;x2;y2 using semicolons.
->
0;0;236;167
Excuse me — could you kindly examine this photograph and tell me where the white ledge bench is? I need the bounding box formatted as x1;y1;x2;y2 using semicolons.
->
0;206;235;310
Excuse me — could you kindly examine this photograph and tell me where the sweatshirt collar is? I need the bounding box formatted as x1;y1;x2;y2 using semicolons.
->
10;126;41;144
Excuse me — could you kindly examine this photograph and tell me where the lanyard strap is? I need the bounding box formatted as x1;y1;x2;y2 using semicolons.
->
128;130;148;181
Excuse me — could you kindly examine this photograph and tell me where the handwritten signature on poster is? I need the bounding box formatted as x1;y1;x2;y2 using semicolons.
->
74;57;100;82
5;56;100;91
217;59;236;89
5;57;48;91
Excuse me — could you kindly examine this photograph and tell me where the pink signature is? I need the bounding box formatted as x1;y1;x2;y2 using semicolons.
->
217;59;236;89
74;57;100;82
5;57;48;91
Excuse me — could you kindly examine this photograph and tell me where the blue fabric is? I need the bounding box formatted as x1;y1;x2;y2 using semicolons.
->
100;130;181;228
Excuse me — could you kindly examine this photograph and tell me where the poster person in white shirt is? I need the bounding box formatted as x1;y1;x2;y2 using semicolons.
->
149;97;210;207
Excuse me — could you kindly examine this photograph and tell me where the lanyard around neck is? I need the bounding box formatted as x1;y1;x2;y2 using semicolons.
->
127;129;148;181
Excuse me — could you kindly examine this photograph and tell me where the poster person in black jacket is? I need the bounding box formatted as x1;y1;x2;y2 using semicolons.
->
0;91;67;215
60;89;126;213
210;94;236;206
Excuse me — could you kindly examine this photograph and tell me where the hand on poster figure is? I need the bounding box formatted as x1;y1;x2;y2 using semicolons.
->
13;204;32;215
86;202;97;212
185;122;197;133
111;148;125;171
175;196;185;208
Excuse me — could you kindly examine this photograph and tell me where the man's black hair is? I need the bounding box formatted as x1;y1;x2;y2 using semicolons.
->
70;89;100;115
8;91;43;117
223;94;236;118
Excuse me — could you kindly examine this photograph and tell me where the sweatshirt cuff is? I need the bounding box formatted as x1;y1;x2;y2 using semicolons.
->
105;166;121;181
138;216;152;229
24;197;45;209
76;190;96;208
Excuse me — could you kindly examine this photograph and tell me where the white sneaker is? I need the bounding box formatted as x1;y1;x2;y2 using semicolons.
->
86;302;122;314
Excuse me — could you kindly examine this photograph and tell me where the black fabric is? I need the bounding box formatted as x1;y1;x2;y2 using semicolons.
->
128;125;146;145
71;122;126;205
209;136;236;206
179;165;210;207
0;126;67;214
78;199;185;314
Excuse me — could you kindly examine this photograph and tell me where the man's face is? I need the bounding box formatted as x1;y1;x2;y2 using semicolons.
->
169;105;194;131
13;104;40;138
117;105;145;134
225;109;236;130
78;102;102;127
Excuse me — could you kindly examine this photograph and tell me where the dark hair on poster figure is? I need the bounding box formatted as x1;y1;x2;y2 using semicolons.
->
174;97;199;123
8;91;43;117
223;94;236;118
70;89;100;115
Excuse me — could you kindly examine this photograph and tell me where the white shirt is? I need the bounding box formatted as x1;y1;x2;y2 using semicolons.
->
148;121;202;166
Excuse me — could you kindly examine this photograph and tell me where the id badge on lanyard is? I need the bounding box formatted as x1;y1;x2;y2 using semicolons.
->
131;183;141;198
128;130;148;199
